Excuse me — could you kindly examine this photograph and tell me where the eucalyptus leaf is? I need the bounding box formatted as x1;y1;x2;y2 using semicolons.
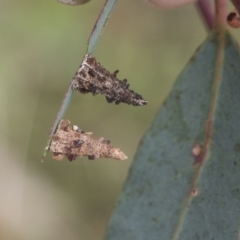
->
57;0;90;5
104;31;240;240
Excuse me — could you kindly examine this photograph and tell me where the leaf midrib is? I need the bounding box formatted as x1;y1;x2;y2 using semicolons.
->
171;28;226;240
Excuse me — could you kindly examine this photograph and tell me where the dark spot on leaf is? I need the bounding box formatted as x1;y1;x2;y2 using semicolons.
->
136;187;145;196
189;55;195;62
175;95;180;100
152;217;159;223
138;139;143;147
234;143;240;152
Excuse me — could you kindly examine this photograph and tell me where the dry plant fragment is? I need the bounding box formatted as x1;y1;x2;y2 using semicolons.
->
50;119;128;161
71;54;147;106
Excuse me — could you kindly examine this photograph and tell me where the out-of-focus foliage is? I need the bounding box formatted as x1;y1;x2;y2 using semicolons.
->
1;0;236;240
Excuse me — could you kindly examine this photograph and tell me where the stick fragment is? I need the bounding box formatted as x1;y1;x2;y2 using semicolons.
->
50;119;128;161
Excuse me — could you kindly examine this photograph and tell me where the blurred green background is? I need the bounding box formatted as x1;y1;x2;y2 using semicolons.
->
1;0;230;239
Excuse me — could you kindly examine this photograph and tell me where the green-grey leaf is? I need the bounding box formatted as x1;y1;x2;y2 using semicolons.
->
57;0;90;5
104;31;240;240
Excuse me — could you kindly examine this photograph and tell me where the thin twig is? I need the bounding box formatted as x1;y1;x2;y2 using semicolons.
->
230;0;240;15
42;0;119;160
196;0;215;30
42;84;74;161
88;0;118;53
